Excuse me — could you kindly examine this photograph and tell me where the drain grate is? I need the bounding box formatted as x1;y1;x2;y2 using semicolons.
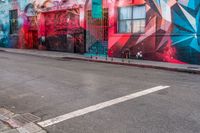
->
21;113;41;123
11;113;41;126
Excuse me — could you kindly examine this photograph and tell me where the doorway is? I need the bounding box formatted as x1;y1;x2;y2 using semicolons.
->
43;8;85;53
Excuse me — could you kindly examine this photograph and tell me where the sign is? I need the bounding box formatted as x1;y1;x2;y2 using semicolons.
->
92;0;102;19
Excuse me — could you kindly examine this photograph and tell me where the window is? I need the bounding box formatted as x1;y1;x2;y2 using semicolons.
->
9;10;18;34
118;5;146;34
0;0;5;3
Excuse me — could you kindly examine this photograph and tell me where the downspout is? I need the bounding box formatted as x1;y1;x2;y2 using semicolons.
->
84;0;89;53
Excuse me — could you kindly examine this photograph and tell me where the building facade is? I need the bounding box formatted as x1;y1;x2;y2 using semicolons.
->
0;0;199;64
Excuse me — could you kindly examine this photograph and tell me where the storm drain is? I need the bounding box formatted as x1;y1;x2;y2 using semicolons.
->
11;113;41;126
12;113;41;124
0;108;46;132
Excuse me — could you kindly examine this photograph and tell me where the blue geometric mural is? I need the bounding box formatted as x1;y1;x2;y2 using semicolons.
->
143;0;200;64
171;1;200;64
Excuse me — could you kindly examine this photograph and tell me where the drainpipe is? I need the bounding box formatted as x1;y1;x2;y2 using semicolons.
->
84;0;89;53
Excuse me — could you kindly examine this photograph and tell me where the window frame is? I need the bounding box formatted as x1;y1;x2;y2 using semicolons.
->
9;9;18;35
117;4;146;34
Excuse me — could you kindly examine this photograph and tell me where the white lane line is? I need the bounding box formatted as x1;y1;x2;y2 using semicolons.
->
38;85;170;127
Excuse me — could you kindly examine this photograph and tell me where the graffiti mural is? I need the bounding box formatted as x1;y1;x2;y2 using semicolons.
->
108;0;200;64
85;8;109;55
0;0;87;53
171;1;200;64
42;8;84;52
0;2;11;47
18;3;38;49
21;0;86;53
0;0;200;64
0;14;8;47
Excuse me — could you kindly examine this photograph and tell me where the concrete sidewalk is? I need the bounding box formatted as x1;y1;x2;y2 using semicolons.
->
0;47;200;74
0;108;46;133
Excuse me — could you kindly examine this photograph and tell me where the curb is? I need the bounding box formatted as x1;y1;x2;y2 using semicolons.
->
60;57;200;74
1;49;200;74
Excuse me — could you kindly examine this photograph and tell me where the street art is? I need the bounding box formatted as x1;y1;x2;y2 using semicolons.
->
19;0;86;52
0;0;32;48
0;17;8;48
171;1;200;64
0;0;200;64
42;8;84;52
18;3;37;49
0;0;87;52
0;4;10;47
108;0;200;64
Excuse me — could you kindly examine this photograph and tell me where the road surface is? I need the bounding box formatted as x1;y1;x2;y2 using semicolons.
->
0;51;200;133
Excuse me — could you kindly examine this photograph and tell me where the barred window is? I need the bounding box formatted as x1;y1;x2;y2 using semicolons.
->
118;5;146;34
9;10;18;34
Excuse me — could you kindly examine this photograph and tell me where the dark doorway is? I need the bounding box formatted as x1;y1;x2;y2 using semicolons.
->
43;9;85;53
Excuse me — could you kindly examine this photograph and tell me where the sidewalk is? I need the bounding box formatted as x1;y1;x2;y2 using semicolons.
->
0;108;46;133
0;47;200;74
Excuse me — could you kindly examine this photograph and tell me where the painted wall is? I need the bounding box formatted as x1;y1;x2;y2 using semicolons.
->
35;0;86;52
108;0;200;64
0;0;87;52
0;0;22;47
0;0;200;64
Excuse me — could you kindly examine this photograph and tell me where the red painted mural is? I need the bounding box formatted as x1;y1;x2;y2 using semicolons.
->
108;0;200;64
19;0;86;53
2;0;200;64
18;3;38;49
41;8;84;52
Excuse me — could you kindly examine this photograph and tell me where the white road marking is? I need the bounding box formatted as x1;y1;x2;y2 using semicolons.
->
38;85;170;127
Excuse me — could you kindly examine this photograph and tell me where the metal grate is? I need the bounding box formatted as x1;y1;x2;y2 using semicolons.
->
21;113;41;123
11;113;41;126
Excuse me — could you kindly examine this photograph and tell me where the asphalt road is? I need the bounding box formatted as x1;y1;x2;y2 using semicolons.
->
0;51;200;133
